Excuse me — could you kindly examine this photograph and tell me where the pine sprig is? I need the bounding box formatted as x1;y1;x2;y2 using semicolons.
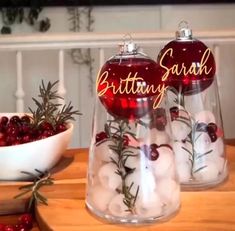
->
14;169;54;213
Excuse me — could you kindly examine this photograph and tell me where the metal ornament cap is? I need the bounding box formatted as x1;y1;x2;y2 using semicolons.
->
176;21;193;40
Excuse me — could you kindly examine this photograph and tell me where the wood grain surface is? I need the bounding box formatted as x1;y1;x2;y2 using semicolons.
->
35;146;235;231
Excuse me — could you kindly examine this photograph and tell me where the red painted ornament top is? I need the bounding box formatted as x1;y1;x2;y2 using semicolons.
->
157;21;216;95
97;38;165;119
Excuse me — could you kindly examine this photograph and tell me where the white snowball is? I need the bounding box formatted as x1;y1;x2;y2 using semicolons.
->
195;110;216;124
98;162;122;191
171;120;191;141
124;147;141;169
194;132;211;154
135;191;163;218
211;138;225;157
215;156;226;173
145;128;170;146
178;109;190;120
90;157;104;177
176;162;192;183
90;185;117;212
94;140;118;162
156;179;179;205
125;168;156;197
193;161;219;182
150;146;174;179
108;194;130;217
173;141;192;165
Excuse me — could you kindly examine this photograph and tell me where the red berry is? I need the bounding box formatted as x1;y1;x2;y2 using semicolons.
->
42;130;54;137
159;144;172;150
170;106;179;121
5;135;16;146
0;116;8;132
0;138;6;146
6;124;19;137
19;123;31;135
123;135;129;146
14;224;27;231
9;116;21;125
95;132;108;143
21;135;31;144
208;132;217;142
141;144;159;161
0;224;5;231
56;123;67;133
3;225;16;231
21;115;31;124
18;214;33;230
207;122;217;133
39;122;53;131
0;116;8;125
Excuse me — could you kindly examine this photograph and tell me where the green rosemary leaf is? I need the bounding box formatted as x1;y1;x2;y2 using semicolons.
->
35;191;48;205
196;150;213;160
27;193;35;212
193;165;208;173
194;132;203;143
20;170;40;179
177;115;190;122
133;186;139;206
18;183;34;190
136;119;148;128
14;189;32;199
181;146;193;156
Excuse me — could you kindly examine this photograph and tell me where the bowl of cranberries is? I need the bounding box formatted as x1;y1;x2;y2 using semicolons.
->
0;80;80;181
0;113;74;181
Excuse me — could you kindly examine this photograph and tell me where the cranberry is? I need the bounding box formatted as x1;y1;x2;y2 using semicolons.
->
159;144;172;150
0;116;8;125
123;135;129;146
207;122;217;133
141;144;159;161
9;116;21;125
56;123;67;133
3;225;16;231
39;122;53;131
14;224;27;231
42;130;54;137
170;106;179;121
5;136;16;146
18;214;33;230
11;140;21;146
21;135;31;144
208;132;217;142
6;124;19;137
0;224;5;231
21;116;31;124
19;124;31;135
0;138;6;146
95;132;108;143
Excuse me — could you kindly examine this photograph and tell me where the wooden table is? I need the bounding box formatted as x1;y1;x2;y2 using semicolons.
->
1;145;235;231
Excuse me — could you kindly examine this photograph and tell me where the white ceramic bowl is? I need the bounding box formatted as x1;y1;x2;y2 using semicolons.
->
0;113;74;181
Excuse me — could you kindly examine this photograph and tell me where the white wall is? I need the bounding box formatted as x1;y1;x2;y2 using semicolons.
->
0;4;235;147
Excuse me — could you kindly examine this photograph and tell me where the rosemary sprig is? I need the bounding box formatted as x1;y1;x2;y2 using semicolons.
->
14;169;54;212
29;80;81;129
169;88;213;177
106;119;139;214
